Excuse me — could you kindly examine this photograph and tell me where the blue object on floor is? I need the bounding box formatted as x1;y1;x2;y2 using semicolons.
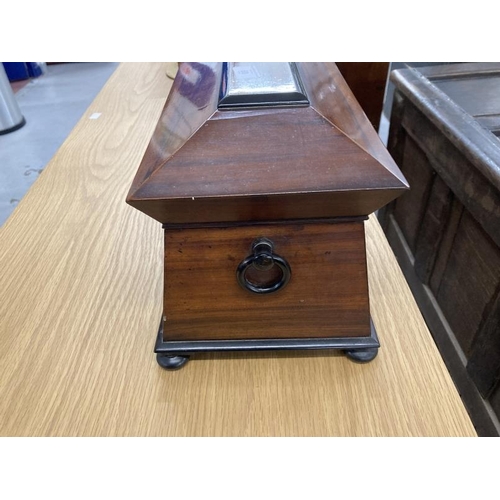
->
2;63;46;81
27;63;45;78
2;62;30;81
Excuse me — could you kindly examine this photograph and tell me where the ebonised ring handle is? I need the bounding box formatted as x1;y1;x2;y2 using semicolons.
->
236;238;291;294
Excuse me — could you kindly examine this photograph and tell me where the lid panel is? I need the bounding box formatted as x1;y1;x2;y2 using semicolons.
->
127;62;409;224
297;62;408;186
128;62;222;195
132;107;403;200
218;62;309;109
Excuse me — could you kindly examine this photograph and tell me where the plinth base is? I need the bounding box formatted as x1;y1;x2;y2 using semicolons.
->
154;319;379;370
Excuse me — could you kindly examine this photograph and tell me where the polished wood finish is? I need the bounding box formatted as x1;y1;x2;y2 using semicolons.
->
379;63;500;436
297;63;406;185
127;62;408;224
130;62;408;347
129;190;403;226
163;222;369;340
0;63;475;436
127;62;221;200
336;62;389;129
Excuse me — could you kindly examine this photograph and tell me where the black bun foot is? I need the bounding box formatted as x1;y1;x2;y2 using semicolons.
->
156;353;190;370
345;347;378;363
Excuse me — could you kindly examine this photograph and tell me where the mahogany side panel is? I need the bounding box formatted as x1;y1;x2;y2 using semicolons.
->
297;62;407;185
163;222;370;340
127;62;222;197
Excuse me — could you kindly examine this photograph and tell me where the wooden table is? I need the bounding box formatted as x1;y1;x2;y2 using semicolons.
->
0;63;476;436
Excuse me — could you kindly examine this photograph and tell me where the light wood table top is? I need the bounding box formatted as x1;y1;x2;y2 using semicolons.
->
0;63;476;436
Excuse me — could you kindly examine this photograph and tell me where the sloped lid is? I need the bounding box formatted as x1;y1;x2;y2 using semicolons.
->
127;62;408;224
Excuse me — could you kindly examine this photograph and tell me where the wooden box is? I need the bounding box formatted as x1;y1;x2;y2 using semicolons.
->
378;63;500;435
127;62;408;369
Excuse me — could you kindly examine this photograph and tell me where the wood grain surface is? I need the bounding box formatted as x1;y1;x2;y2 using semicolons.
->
0;63;476;436
127;62;408;224
163;222;370;340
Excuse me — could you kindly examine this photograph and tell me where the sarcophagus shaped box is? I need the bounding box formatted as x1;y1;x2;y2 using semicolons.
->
127;62;408;369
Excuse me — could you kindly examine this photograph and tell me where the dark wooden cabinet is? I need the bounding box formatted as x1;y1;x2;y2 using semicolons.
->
378;63;500;436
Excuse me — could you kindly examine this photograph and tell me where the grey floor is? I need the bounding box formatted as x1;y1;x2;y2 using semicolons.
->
0;62;119;226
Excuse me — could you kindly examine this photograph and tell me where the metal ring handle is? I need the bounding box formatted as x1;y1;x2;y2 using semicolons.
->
236;238;291;294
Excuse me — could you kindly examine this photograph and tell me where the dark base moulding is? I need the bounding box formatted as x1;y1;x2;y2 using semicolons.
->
154;318;380;370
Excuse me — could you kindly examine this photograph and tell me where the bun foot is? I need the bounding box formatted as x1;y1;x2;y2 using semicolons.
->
345;347;378;363
156;353;190;370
